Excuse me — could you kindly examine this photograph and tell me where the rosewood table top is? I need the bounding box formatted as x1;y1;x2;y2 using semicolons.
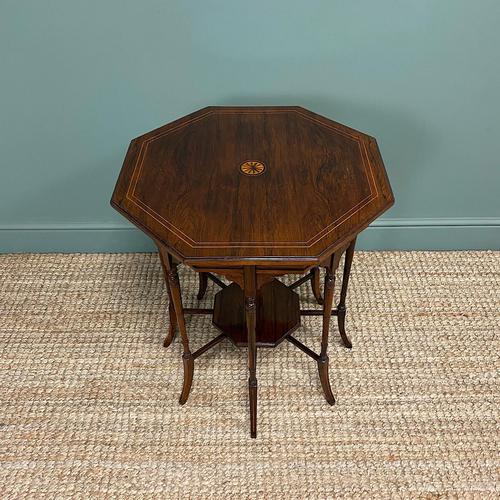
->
111;106;393;267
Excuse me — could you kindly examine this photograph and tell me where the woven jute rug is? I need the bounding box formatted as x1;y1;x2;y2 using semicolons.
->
0;252;499;499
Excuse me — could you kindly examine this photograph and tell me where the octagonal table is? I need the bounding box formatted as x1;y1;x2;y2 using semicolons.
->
111;106;394;437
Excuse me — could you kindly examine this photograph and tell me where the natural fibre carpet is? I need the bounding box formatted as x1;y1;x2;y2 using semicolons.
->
0;252;499;499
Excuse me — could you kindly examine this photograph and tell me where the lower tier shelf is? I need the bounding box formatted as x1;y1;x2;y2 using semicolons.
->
212;279;300;347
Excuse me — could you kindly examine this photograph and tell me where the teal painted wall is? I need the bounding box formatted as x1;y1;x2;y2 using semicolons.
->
1;0;499;252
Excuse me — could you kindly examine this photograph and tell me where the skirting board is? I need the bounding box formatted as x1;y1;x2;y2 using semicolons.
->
0;218;499;253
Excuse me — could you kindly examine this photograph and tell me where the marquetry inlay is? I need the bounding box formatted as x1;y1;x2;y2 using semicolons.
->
240;161;266;176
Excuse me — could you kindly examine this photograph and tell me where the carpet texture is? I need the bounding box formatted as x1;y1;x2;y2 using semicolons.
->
0;252;499;499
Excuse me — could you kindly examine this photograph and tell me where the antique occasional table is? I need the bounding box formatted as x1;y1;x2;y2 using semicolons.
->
111;106;394;437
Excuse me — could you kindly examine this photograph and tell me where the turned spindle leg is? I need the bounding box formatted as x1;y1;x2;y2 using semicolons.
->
197;272;208;300
311;266;324;305
337;238;356;349
164;288;178;348
158;246;194;405
157;245;178;348
317;261;336;405
244;266;258;438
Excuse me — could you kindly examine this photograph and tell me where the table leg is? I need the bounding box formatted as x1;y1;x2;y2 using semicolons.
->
244;266;258;438
311;267;323;305
197;272;208;300
158;247;194;405
337;238;356;349
164;286;178;348
318;261;336;405
157;246;178;348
